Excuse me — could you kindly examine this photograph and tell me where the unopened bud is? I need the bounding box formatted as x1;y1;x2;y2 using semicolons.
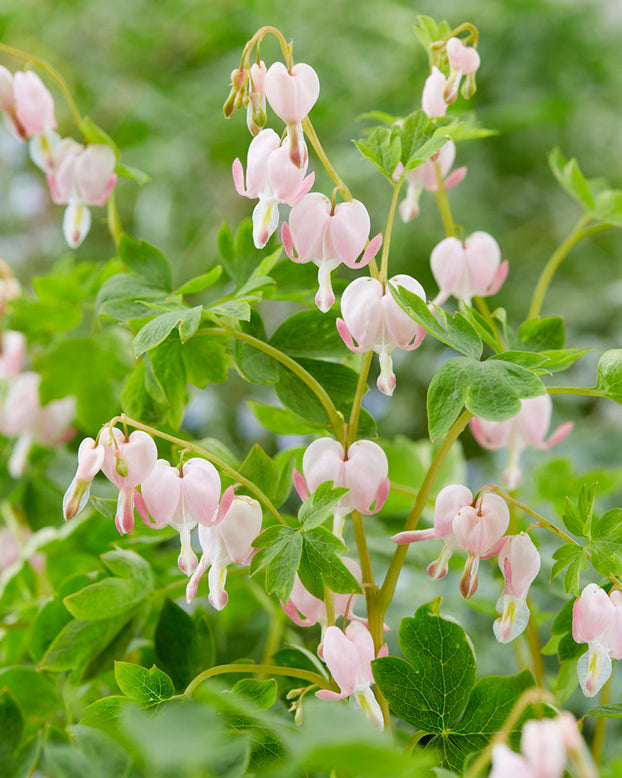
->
461;73;477;100
231;67;247;92
115;457;129;478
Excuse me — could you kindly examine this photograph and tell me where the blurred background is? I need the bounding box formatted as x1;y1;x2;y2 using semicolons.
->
1;0;621;458
2;0;622;756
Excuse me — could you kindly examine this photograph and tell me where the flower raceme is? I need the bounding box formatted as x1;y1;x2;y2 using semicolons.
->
398;139;467;222
264;61;320;168
445;37;480;102
392;484;510;598
316;622;385;729
0;67;56;140
141;458;235;576
232;127;314;249
470;394;573;490
430;231;508;306
572;583;622;697
337;275;426;396
281;193;382;312
185;494;262;609
493;532;540;644
294;438;389;540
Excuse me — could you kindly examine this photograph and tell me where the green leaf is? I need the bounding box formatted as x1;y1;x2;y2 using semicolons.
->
0;689;23;760
233;311;279;385
299;527;362;599
353;127;401;179
62;578;146;621
442;671;535;772
115;162;151;186
517;317;565;351
232;679;277;710
275;358;376;438
0;668;60;720
145;334;188;428
548;148;595;211
270;309;348;358
593;189;622;227
390;284;483;360
174;265;223;295
118;235;172;291
79;116;119;155
121;360;164;422
96;274;168;321
550;544;587;595
39;614;131;673
114;662;174;708
251;527;302;601
399;111;448;173
101;549;153;587
133;306;202;356
427;357;545;440
372;600;476;734
28;597;73;664
298;481;351;530
239;444;280;503
181;334;228;387
155;600;215;692
595;349;622;403
590;509;622;577
247;401;318;435
585;703;622;718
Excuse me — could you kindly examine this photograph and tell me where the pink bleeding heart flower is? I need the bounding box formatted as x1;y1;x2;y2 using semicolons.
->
392;483;472;580
141;457;234;576
99;428;157;536
398;139;467;222
316;622;384;728
63;436;106;521
392;484;509;598
46;142;118;249
430;231;509;306
185;494;262;609
446;37;480;101
572;584;622;697
232;128;314;249
281;192;382;312
0;330;26;379
282;557;363;643
247;61;267;135
0;67;56;140
493;532;541;643
337;275;426;396
0;371;75;478
264;61;320;167
295;437;389;540
470;395;574;490
422;66;449;118
490;719;568;778
452;491;510;598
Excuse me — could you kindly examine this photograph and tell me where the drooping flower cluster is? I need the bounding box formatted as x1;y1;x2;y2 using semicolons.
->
0;66;117;248
64;426;262;609
422;36;481;119
572;583;622;697
470;394;573;489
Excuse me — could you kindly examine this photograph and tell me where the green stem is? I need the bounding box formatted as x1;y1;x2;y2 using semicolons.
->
243;26;294;69
204;326;345;444
379;181;403;280
346;351;373;448
351;511;376;624
433;160;457;237
184;663;332;697
116;414;286;525
473;296;506;352
524;599;545;687
377;410;473;616
403;729;428;757
547;386;604;399
0;43;83;128
592;677;610;768
106;191;123;250
527;217;610;319
302;117;352;202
